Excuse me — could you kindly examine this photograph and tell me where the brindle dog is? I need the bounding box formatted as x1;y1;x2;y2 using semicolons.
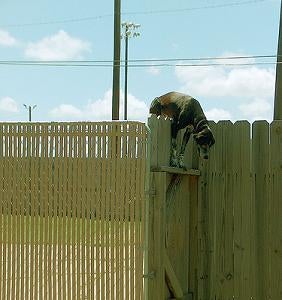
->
149;91;215;168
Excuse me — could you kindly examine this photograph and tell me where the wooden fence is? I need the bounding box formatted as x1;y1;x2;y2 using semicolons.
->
198;120;282;300
147;116;282;300
0;122;148;300
1;119;281;300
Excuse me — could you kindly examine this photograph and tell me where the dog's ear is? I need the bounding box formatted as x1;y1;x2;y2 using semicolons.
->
207;129;215;147
210;134;215;147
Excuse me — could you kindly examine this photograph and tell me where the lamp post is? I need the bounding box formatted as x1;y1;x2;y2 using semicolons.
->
121;22;140;120
23;104;37;122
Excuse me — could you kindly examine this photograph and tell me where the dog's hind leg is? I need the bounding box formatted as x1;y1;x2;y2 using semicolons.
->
170;120;178;167
178;126;193;169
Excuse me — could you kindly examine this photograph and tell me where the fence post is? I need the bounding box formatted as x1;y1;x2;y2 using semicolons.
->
147;172;166;300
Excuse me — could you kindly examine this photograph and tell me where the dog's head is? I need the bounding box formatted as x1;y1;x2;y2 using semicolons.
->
193;127;215;160
149;97;162;116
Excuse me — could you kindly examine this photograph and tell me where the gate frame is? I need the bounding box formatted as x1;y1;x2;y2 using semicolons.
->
146;116;201;299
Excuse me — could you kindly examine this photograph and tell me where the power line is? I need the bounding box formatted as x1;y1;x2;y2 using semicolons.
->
0;61;278;68
124;0;267;16
0;54;277;65
1;15;113;28
120;54;276;63
1;0;268;28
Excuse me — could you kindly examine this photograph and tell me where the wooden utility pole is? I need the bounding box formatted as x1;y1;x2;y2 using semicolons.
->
274;1;282;120
112;0;121;120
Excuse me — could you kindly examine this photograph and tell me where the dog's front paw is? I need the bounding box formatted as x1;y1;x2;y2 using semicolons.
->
170;156;178;168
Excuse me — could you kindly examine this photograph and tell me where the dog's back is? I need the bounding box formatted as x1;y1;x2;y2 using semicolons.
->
155;91;192;119
155;92;206;128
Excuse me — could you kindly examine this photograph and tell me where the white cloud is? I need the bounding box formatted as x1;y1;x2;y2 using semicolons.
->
0;29;18;46
25;30;91;60
147;65;161;76
175;54;275;121
50;104;83;119
205;108;232;122
175;64;275;99
239;98;272;121
49;89;149;122
0;97;19;113
122;92;149;121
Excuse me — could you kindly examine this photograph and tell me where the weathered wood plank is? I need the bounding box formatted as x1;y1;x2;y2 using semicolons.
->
147;172;166;300
159;116;171;167
213;121;234;299
151;166;200;176
165;172;190;297
164;252;184;298
269;121;282;300
252;121;270;300
188;175;199;299
233;121;252;300
197;120;220;300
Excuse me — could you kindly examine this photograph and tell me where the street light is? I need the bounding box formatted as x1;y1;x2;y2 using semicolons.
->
121;22;141;120
23;104;37;122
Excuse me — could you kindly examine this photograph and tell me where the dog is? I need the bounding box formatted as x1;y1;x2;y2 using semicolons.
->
149;91;215;168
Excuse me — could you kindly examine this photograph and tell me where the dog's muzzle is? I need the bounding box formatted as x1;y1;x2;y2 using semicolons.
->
198;144;210;160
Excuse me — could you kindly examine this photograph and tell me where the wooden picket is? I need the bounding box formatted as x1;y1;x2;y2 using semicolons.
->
0;122;148;300
269;121;282;299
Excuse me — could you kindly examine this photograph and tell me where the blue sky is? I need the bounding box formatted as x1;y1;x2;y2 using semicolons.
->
0;0;280;123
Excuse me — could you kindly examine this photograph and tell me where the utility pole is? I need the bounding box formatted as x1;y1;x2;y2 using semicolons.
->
121;22;140;120
23;104;37;122
112;0;121;120
274;0;282;120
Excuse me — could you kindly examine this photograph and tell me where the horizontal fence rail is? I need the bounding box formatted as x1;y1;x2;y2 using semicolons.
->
0;121;148;300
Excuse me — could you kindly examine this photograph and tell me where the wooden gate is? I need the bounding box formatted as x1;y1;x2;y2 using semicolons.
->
146;116;200;299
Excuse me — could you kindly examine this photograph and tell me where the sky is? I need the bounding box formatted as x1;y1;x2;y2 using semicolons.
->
0;0;280;123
